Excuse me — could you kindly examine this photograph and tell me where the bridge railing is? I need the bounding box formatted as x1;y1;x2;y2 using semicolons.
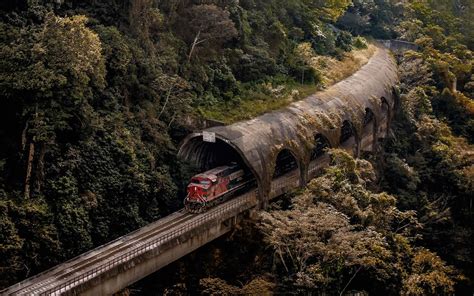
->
269;171;301;199
308;156;330;178
41;191;258;296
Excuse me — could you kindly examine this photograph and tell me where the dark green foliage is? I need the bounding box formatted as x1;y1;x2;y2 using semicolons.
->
309;24;338;55
336;31;353;52
0;4;184;287
232;46;278;82
290;65;321;84
0;196;60;287
204;62;240;102
381;52;474;292
337;0;402;38
432;89;474;142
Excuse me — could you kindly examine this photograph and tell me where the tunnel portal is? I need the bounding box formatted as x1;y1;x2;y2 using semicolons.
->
179;135;254;177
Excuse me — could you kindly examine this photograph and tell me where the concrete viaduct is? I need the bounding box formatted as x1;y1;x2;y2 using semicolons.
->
179;44;398;208
2;44;399;295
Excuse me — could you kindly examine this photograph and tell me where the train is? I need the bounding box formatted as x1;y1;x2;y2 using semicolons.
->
184;163;253;213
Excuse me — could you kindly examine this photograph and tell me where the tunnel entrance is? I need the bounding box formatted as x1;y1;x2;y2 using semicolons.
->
179;136;255;180
339;120;358;156
361;108;376;151
272;149;299;179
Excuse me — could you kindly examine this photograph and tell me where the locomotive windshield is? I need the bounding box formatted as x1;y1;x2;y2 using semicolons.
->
191;178;211;185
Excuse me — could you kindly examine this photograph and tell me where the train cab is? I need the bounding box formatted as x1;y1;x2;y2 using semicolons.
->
186;175;216;202
184;163;249;213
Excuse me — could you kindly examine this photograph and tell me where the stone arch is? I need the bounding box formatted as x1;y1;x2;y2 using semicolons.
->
178;133;261;192
272;148;300;179
339;120;360;157
361;108;377;151
311;133;331;160
269;147;305;199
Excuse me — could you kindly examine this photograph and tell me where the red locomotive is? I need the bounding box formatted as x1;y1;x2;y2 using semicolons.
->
184;163;252;213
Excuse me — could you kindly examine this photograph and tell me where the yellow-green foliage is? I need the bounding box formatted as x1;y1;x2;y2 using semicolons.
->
200;45;376;124
199;277;275;296
199;82;320;124
258;149;457;294
402;249;459;296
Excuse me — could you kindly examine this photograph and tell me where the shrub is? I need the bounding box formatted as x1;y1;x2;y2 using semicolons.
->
336;31;353;52
353;36;368;49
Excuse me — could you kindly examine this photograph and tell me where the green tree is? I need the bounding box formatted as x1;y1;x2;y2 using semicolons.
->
304;0;353;22
0;13;105;199
181;4;238;61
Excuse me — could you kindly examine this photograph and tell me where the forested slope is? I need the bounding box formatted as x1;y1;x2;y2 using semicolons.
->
0;0;473;294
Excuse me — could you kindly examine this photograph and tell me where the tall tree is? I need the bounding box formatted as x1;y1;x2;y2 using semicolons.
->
304;0;353;21
0;13;105;198
182;4;238;61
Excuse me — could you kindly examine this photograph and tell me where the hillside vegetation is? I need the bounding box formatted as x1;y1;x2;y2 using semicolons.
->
0;0;473;294
201;43;376;124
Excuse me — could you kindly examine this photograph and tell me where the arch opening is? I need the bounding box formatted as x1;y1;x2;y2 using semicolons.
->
339;120;358;156
363;108;375;127
311;134;331;160
379;97;390;136
340;120;355;143
272;149;299;179
361;108;377;151
309;133;331;178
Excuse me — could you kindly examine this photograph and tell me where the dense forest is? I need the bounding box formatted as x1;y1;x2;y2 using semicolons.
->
0;0;473;294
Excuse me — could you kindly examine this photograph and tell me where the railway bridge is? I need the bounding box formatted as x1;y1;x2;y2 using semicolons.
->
2;45;399;295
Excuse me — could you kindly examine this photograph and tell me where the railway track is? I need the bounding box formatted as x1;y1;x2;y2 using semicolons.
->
5;210;195;295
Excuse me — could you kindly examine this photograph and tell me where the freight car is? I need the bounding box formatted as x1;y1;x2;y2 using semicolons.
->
184;163;253;213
